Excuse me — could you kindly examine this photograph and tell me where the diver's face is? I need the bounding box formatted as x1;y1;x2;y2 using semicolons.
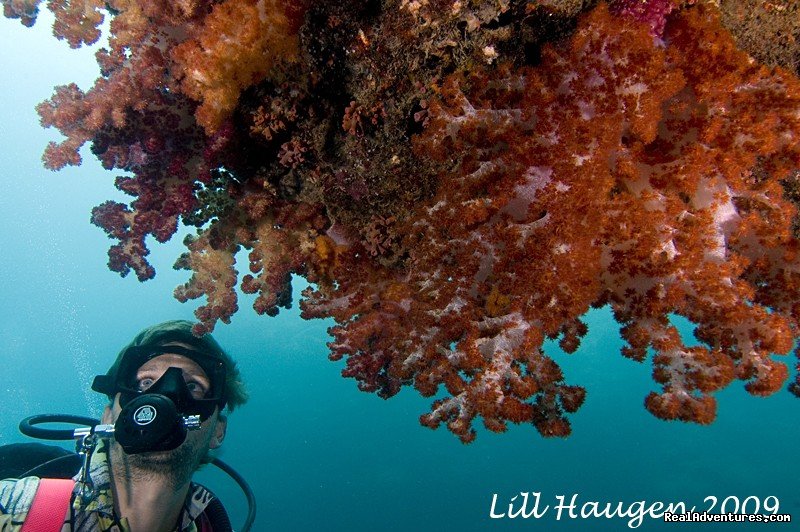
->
103;352;226;451
102;351;227;484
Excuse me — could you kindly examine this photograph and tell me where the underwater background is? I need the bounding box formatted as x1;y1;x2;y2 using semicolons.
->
1;8;799;532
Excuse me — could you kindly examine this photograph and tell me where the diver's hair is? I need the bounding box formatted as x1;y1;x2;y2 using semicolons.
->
104;320;248;412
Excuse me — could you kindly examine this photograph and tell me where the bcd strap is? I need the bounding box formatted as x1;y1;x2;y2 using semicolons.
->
20;478;75;532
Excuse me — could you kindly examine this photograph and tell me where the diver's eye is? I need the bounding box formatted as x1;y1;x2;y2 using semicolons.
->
137;377;155;391
186;380;208;399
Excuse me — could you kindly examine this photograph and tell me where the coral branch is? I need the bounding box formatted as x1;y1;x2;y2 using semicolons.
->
171;0;302;133
2;0;42;27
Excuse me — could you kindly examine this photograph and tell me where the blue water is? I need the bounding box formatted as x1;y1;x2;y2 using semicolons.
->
1;13;798;532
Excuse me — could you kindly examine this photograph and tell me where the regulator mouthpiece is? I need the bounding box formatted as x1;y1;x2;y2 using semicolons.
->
115;394;200;454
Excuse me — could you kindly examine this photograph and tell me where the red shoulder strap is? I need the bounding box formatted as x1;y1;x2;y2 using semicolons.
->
197;509;214;532
20;478;75;532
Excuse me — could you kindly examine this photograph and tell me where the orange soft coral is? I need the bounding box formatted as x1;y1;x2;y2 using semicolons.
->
171;0;302;133
2;0;43;27
301;3;800;441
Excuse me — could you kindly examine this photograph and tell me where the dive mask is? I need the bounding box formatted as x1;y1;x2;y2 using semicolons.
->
93;344;227;416
91;344;227;454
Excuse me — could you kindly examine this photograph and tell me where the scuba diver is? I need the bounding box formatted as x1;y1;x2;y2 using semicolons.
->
0;320;251;531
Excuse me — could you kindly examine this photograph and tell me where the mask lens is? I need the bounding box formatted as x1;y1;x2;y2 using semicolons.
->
134;363;210;398
100;344;226;414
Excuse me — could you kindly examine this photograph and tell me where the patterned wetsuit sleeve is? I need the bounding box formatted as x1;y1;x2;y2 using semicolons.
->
180;484;214;531
0;477;40;531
